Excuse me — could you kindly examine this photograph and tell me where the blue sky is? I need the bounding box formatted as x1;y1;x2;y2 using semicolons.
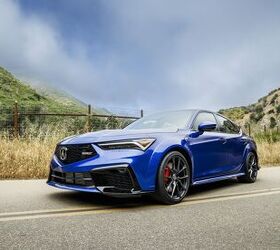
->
1;0;280;113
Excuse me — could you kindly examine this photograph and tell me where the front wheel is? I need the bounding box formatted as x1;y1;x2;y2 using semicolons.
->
238;152;259;183
154;151;190;205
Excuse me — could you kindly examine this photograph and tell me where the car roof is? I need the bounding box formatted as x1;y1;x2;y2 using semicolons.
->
173;109;219;114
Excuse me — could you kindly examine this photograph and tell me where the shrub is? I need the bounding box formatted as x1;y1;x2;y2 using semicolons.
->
255;105;263;113
262;97;267;106
270;94;278;105
249;113;256;122
268;88;280;96
268;109;275;114
270;117;277;129
276;105;280;114
250;112;264;123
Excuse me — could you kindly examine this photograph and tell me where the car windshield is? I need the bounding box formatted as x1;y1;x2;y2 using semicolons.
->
124;110;194;130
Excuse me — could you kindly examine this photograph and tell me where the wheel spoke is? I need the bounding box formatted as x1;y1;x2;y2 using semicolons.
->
247;155;256;177
248;169;252;176
178;175;189;180
177;179;186;190
172;157;176;170
177;166;187;175
171;182;177;198
166;180;173;193
177;158;182;170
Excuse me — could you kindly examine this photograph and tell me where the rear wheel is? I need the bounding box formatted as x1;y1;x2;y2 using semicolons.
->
154;151;190;204
238;152;258;183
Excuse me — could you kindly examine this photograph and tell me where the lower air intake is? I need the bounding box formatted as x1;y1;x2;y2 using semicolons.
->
91;167;141;192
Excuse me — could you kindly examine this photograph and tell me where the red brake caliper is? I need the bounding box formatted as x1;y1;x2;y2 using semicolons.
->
164;165;171;184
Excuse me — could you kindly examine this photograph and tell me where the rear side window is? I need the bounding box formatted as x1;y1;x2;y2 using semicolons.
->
192;112;217;131
216;115;240;134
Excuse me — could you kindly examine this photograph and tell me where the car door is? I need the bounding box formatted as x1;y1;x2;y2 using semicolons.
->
214;114;246;174
188;112;229;180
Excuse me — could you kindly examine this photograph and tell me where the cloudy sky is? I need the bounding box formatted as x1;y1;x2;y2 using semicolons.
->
0;0;280;113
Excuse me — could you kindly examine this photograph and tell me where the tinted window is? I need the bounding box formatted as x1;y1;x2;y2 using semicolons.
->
216;115;240;134
192;112;217;131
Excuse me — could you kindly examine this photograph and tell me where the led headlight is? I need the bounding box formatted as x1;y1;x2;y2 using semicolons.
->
97;138;156;151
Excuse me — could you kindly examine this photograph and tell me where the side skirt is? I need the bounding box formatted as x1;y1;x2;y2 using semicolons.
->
192;172;245;186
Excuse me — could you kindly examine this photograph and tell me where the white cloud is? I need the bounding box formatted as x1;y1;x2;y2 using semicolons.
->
0;0;99;103
0;0;280;112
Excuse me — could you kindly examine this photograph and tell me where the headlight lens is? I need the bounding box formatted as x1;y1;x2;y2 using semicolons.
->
97;138;156;151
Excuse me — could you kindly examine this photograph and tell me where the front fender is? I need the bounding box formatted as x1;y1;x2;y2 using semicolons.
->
144;137;194;190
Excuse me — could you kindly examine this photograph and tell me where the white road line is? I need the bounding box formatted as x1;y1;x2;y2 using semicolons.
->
186;187;280;202
1;188;280;222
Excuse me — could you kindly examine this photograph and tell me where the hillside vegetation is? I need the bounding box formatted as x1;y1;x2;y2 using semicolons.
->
0;66;87;113
219;88;280;130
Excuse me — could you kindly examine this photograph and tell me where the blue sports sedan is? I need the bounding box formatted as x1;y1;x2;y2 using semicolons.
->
47;110;259;204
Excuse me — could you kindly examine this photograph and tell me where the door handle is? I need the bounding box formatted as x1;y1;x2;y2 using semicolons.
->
219;137;227;144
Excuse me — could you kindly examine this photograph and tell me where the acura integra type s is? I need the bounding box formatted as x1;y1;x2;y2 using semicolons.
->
47;110;259;204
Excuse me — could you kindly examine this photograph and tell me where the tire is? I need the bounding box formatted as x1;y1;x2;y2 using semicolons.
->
153;151;191;205
238;152;258;183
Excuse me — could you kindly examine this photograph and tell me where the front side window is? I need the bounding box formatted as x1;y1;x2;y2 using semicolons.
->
216;114;240;134
192;112;217;131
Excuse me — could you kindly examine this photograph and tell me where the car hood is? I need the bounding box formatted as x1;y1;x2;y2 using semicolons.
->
60;128;180;144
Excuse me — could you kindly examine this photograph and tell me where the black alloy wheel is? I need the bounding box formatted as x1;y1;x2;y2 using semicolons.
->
155;151;190;204
238;152;258;183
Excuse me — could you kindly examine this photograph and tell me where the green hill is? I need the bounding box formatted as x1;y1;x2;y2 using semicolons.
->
219;87;280;129
0;66;89;113
29;83;110;115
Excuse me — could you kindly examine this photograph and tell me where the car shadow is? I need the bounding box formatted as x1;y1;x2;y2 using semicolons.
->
47;178;240;209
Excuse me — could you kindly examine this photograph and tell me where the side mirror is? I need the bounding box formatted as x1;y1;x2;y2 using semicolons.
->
198;121;217;132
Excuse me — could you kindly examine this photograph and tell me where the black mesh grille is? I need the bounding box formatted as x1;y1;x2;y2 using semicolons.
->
55;144;96;164
92;168;141;192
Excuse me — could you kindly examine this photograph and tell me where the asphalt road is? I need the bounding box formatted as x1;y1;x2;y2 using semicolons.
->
0;167;280;250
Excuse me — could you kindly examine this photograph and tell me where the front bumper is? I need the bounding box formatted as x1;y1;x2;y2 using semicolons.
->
47;142;159;196
47;163;152;197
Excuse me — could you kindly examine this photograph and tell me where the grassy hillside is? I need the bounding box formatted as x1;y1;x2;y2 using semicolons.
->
0;66;86;113
31;84;110;115
219;88;280;129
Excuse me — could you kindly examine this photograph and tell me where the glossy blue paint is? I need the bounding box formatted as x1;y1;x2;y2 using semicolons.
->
47;110;258;195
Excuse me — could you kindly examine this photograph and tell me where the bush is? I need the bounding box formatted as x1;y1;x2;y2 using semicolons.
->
268;109;275;114
276;105;280;114
250;112;264;123
255;105;263;113
270;117;277;129
270;94;278;105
